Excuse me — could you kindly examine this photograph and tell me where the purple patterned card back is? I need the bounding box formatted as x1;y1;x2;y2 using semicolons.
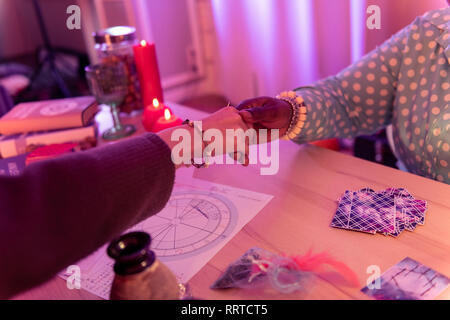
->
330;191;376;234
331;188;427;237
350;190;396;234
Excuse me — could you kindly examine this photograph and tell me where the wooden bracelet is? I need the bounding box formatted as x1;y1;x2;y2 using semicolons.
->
276;91;307;140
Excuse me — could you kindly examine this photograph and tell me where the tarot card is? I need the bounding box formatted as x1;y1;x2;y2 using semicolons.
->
383;188;413;199
394;198;419;231
330;191;352;230
387;207;407;237
384;188;427;226
331;188;427;237
330;191;376;234
350;190;396;234
401;198;427;225
361;257;450;300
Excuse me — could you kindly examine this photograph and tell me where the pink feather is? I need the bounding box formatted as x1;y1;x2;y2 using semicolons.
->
290;249;360;287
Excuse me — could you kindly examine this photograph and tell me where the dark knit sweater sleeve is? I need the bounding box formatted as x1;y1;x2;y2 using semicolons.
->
0;133;175;299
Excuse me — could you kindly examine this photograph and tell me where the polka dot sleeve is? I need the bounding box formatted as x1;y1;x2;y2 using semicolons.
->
291;21;412;143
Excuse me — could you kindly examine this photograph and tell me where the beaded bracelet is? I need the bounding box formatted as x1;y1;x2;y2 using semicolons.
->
182;119;211;168
276;91;308;140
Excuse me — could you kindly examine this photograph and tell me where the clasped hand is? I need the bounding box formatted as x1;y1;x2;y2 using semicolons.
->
159;97;292;168
198;97;292;164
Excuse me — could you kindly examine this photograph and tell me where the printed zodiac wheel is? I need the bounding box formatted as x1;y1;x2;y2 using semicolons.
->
137;192;238;260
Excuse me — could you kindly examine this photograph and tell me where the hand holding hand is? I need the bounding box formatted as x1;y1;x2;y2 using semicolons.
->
201;106;251;136
235;97;293;137
201;106;253;164
158;106;253;167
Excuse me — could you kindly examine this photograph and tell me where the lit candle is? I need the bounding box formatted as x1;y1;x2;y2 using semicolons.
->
142;98;169;131
133;40;164;108
152;108;183;132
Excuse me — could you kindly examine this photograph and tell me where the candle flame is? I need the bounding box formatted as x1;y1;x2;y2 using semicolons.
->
140;40;147;47
152;98;160;108
164;108;171;121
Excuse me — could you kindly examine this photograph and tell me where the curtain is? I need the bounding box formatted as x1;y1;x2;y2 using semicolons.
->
211;0;448;103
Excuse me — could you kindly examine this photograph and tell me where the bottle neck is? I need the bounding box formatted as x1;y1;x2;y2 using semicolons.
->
113;249;156;276
107;231;156;276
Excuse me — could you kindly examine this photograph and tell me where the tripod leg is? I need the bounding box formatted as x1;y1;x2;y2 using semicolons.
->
48;58;71;98
15;56;46;102
31;0;72;98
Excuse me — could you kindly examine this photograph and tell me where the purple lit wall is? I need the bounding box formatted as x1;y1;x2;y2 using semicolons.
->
210;0;447;103
350;0;367;62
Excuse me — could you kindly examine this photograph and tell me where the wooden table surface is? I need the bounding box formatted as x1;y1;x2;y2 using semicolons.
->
13;103;450;300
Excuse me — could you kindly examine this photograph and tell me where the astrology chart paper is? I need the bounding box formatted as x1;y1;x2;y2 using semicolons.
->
60;178;273;299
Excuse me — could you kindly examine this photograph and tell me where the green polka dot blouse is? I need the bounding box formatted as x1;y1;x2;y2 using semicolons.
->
293;8;450;184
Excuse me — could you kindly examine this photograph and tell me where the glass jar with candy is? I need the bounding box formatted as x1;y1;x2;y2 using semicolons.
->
93;26;142;113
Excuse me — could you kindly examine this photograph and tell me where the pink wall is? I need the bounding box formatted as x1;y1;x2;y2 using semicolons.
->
0;0;40;58
0;0;86;59
313;0;353;78
210;0;448;104
211;0;360;103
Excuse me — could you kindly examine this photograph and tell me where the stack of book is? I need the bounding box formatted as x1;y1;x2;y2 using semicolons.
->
0;96;98;162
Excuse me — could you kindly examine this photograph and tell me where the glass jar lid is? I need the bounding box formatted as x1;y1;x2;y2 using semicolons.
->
93;26;136;45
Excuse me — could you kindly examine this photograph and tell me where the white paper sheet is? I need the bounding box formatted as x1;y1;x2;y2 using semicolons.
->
59;178;273;299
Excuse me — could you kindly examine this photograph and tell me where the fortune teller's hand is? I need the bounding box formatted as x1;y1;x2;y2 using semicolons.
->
235;97;293;139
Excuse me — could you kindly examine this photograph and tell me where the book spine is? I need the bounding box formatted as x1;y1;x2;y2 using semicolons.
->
0;126;96;158
81;102;99;126
0;134;27;158
0;117;78;135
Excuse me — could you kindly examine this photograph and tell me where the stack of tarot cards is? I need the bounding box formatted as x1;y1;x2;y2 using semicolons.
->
331;188;428;237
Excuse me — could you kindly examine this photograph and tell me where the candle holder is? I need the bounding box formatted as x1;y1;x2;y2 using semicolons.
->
152;108;183;132
85;61;137;141
142;98;166;132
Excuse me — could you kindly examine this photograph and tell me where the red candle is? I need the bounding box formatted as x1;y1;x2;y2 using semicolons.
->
142;98;169;131
152;108;183;132
133;40;164;107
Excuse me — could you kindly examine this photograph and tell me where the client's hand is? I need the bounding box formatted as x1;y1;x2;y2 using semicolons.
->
158;106;253;168
201;106;253;164
201;106;251;136
235;97;293;138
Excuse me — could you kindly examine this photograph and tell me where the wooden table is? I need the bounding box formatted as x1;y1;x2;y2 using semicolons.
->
13;103;450;300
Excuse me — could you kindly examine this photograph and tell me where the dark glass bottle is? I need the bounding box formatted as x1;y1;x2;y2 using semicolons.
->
107;231;180;300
